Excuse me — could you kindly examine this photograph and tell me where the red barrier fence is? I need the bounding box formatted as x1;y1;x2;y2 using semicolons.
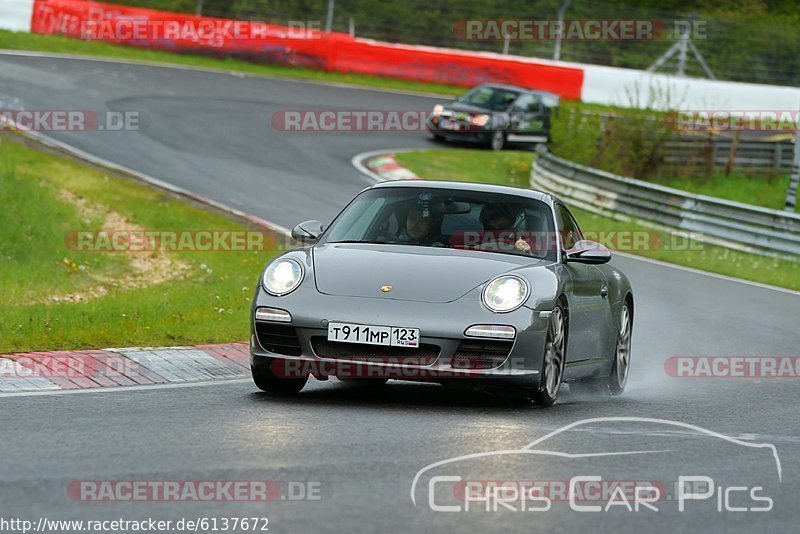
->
29;0;584;99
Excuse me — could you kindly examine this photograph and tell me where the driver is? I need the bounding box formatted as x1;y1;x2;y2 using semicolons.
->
399;200;445;246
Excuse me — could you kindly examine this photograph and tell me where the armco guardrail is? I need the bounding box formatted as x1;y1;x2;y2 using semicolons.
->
531;145;800;258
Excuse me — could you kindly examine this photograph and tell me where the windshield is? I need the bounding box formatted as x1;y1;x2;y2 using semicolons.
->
321;187;557;260
457;86;521;111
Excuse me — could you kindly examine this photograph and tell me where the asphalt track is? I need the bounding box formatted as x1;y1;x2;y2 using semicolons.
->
1;53;799;533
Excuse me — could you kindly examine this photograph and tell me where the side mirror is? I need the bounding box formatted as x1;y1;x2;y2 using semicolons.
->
291;220;324;244
565;240;611;264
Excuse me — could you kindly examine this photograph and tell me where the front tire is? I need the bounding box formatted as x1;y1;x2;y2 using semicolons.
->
488;129;506;151
251;360;307;395
532;304;566;406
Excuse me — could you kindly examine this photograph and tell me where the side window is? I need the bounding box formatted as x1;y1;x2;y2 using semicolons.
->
327;197;386;241
527;93;542;112
556;204;583;251
512;94;541;113
541;94;559;109
512;94;533;111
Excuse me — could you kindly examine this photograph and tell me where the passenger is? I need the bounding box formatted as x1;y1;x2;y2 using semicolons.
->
478;202;531;253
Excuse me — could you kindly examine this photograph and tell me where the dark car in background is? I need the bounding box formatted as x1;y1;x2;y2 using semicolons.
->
427;84;559;150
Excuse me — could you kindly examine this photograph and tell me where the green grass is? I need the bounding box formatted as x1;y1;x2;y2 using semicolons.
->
395;149;800;291
648;172;798;213
395;149;533;188
0;30;464;97
0;136;281;354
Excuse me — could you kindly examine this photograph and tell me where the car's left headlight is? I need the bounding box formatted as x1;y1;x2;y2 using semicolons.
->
262;258;304;296
432;104;444;117
482;275;529;313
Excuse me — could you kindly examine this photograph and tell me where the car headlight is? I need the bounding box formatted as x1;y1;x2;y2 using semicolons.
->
262;258;303;296
482;275;529;313
471;114;490;126
432;104;444;117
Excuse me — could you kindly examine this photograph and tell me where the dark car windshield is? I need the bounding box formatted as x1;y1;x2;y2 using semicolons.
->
321;187;557;260
457;86;521;111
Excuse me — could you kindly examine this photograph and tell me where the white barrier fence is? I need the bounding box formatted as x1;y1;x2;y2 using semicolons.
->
0;0;34;32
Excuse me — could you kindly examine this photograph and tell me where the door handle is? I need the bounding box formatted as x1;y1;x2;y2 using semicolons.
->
600;285;608;298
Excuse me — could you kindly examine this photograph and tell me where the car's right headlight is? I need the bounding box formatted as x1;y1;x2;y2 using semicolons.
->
432;104;444;116
482;275;529;313
262;258;304;296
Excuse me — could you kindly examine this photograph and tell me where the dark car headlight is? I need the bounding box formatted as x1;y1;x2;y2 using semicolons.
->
482;275;530;313
470;114;491;127
262;258;304;296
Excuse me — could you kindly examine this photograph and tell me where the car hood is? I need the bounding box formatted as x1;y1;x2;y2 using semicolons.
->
443;101;499;115
312;243;543;303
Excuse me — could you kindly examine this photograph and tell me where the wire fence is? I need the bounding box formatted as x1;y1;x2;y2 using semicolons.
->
99;0;800;87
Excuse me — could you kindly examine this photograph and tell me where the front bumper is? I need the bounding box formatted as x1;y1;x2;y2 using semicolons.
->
250;286;550;388
427;116;491;144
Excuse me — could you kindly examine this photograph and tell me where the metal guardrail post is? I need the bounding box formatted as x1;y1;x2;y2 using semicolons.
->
786;136;799;211
325;0;335;33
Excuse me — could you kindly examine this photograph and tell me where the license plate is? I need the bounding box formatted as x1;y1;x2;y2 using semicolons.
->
327;322;420;348
440;119;460;131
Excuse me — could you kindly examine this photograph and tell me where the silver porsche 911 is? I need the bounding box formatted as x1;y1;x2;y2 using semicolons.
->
250;181;633;406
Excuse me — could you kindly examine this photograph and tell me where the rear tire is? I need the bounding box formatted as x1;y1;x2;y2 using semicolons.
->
532;303;566;407
605;301;632;396
571;301;632;397
251;360;307;395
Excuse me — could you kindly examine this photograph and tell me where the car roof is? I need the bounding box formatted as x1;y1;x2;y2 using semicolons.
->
370;179;555;205
475;83;560;99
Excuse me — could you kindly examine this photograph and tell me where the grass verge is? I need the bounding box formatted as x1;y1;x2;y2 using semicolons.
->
0;135;281;354
0;29;463;97
394;149;800;291
648;172;797;213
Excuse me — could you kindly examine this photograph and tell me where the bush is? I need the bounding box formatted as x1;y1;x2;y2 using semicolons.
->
549;85;676;179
